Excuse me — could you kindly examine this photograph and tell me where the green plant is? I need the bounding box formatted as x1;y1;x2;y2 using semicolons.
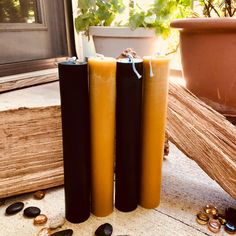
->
129;0;192;38
75;0;192;38
196;0;236;17
75;0;125;35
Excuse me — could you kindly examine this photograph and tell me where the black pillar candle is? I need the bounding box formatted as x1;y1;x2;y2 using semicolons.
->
58;61;90;223
115;58;143;212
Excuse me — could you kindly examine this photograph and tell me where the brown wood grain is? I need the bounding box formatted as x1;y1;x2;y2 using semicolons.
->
167;82;236;199
0;69;58;93
0;106;63;198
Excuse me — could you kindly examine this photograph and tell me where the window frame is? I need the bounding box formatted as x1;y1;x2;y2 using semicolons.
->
0;0;75;77
0;0;47;31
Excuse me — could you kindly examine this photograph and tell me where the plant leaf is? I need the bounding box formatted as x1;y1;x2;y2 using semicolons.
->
77;0;95;11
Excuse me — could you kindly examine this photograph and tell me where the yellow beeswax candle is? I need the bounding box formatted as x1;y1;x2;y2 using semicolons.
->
88;57;116;217
140;56;170;209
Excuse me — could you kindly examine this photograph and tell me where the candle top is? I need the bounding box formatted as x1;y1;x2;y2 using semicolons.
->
117;58;143;64
88;57;116;62
59;61;87;66
143;55;171;62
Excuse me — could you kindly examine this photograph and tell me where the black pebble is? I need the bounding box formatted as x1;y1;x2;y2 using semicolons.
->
225;221;236;233
50;229;73;236
225;207;236;223
5;202;24;215
95;223;113;236
23;206;41;218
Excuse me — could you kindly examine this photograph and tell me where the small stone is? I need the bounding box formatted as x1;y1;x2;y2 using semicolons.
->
5;202;24;215
208;219;221;234
34;214;48;225
219;217;227;226
196;212;209;225
214;214;227;225
204;205;218;216
164;134;169;156
24;206;41;218
34;190;46;200
0;198;6;206
95;223;113;236
197;212;209;221
225;222;236;234
37;227;51;236
50;229;73;236
196;218;208;225
225;207;236;224
49;214;65;229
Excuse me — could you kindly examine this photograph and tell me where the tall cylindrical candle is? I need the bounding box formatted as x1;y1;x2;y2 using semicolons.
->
58;61;90;223
140;56;170;209
115;58;143;212
88;57;116;217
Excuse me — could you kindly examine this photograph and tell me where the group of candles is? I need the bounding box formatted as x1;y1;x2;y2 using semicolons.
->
58;54;170;223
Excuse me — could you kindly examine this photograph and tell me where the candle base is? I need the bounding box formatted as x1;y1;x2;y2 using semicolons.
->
115;203;137;213
91;209;113;218
65;211;90;224
139;200;160;209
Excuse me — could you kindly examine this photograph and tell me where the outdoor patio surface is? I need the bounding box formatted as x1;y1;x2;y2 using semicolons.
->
0;82;235;236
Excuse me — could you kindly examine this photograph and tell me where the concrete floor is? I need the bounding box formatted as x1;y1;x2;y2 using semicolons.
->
0;143;235;236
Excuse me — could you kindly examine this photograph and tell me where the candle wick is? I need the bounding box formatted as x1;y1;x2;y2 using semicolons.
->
68;56;77;64
96;53;105;60
127;54;142;79
149;57;154;78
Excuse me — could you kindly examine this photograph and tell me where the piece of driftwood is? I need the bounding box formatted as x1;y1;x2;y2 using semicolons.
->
0;80;236;199
167;82;236;199
0;106;63;198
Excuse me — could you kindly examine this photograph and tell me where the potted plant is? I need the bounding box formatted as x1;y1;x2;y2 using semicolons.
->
171;0;236;116
74;0;192;57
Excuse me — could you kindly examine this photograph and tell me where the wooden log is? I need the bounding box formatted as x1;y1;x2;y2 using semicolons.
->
167;81;236;199
0;106;64;198
0;80;235;199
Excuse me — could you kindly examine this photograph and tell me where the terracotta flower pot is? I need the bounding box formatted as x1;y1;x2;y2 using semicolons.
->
171;18;236;116
89;26;158;58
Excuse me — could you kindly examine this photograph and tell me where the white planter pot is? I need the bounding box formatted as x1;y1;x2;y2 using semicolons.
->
89;26;158;58
74;31;96;61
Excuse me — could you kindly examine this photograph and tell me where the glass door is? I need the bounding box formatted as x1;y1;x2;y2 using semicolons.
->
0;0;68;64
